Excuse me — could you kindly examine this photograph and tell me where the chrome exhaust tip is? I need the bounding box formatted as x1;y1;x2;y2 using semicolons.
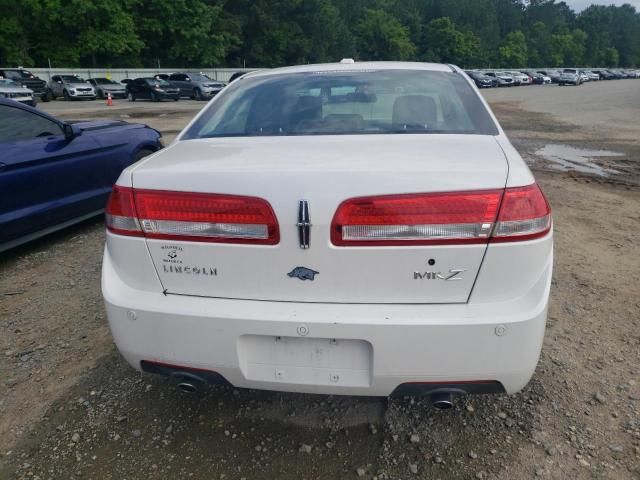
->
172;372;205;393
431;391;454;409
176;381;199;393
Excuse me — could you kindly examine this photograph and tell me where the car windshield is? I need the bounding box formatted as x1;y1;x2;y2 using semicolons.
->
4;70;26;80
0;79;20;87
183;69;498;139
145;78;171;86
61;75;86;82
189;73;212;82
94;78;118;84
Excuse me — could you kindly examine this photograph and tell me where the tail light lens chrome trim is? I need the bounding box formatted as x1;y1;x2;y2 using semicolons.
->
332;184;551;246
491;184;551;242
105;186;143;237
332;190;503;246
106;186;279;245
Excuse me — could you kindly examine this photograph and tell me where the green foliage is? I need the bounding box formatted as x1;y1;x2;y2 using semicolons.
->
499;30;527;67
603;47;619;67
355;8;416;61
420;17;479;67
1;0;639;68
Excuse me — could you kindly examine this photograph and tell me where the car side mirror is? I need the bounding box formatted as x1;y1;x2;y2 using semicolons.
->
63;123;82;141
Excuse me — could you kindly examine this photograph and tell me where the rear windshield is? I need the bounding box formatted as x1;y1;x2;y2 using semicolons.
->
183;69;498;139
3;70;30;79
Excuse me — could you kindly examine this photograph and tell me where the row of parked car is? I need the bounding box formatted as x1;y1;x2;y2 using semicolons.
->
465;67;640;88
0;68;231;105
2;66;639;106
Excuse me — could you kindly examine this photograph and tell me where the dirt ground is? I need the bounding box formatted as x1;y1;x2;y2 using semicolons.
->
1;81;639;479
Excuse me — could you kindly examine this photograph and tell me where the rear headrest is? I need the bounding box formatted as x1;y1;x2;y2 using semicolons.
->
392;95;437;129
290;96;322;130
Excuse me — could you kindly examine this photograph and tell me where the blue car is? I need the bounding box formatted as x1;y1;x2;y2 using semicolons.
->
0;98;163;252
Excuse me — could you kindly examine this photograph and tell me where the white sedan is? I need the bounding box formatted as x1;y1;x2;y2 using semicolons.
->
102;61;553;408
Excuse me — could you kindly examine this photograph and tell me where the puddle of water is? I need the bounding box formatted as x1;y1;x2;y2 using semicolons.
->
534;144;623;177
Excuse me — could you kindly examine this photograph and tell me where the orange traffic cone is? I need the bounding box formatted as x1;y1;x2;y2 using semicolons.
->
106;92;113;106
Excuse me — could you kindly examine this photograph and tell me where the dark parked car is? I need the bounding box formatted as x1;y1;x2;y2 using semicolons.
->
465;71;495;88
167;72;225;100
0;98;163;252
126;77;180;102
537;70;561;83
591;70;614;80
0;68;48;101
524;72;546;85
228;71;253;83
88;78;127;99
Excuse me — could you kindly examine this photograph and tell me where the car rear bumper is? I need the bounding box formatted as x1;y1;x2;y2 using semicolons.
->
102;239;551;397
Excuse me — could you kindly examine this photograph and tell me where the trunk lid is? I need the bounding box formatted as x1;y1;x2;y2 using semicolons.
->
131;134;507;304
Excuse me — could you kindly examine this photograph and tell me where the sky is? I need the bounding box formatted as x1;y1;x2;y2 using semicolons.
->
563;0;640;11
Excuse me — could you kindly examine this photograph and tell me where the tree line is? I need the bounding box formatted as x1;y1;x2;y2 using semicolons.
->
1;0;639;69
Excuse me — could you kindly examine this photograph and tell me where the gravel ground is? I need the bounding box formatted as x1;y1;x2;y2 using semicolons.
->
1;81;639;480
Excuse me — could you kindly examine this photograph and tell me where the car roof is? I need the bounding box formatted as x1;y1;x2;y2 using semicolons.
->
243;61;455;79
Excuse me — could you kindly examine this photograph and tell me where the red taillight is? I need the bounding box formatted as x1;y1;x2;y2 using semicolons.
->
106;186;279;244
331;190;503;246
331;184;551;246
105;186;143;237
491;184;551;242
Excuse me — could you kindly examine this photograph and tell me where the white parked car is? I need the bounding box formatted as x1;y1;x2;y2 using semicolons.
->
508;71;530;85
559;69;582;86
0;78;35;106
583;70;599;81
102;61;553;408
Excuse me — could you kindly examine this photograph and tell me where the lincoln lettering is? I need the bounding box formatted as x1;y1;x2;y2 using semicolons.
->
163;265;217;276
